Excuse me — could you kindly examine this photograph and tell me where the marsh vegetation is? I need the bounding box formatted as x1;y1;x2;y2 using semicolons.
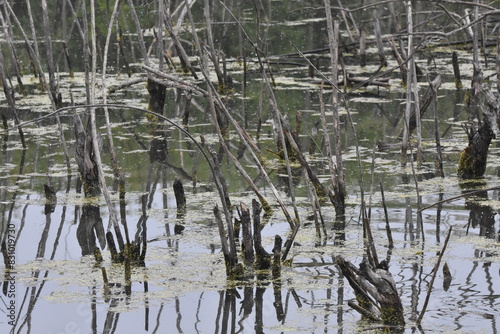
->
1;0;500;333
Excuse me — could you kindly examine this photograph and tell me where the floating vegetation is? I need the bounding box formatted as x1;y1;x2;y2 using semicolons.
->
1;0;500;333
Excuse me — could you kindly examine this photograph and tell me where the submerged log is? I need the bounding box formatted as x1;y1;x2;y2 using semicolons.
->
336;256;405;327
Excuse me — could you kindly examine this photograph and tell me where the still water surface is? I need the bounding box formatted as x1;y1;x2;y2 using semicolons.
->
1;1;500;333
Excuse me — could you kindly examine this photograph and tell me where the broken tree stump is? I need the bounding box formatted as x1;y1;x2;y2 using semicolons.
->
74;115;101;197
336;256;405;327
240;203;254;266
253;199;271;270
173;179;186;234
457;119;494;179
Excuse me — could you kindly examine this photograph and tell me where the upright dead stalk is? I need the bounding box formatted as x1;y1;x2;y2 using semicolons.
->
101;0;122;180
372;11;387;68
497;33;500;94
319;85;337;203
204;0;225;92
0;47;25;148
186;1;295;227
0;7;25;95
25;0;40;61
407;1;423;167
324;1;345;216
452;52;463;89
401;2;413;167
126;0;150;67
86;0;120;231
38;0;72;171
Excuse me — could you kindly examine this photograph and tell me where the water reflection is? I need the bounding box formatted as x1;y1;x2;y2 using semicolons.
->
1;101;500;333
2;2;500;334
462;181;497;241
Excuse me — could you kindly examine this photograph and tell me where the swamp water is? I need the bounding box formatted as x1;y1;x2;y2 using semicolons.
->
1;1;500;333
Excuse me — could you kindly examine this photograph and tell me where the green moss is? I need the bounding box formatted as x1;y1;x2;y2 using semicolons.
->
257;194;273;216
457;146;487;179
380;305;405;327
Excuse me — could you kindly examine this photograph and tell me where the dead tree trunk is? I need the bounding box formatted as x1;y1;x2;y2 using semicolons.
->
457;117;494;179
74;115;101;197
336;256;405;327
457;88;499;179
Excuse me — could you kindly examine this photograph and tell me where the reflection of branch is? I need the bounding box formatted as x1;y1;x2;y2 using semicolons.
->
416;226;453;325
418;185;500;212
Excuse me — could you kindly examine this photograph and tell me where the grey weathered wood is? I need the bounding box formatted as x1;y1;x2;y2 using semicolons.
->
240;203;254;266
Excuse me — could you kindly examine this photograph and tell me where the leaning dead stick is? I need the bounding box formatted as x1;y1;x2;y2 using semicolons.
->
416;226;453;325
184;0;295;227
417;185;500;212
0;103;229;203
4;1;70;165
3;101;238;262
